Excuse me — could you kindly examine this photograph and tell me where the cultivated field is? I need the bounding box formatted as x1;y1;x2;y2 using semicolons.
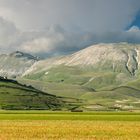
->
0;111;140;140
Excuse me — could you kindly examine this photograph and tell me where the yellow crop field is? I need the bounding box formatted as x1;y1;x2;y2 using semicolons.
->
0;120;140;140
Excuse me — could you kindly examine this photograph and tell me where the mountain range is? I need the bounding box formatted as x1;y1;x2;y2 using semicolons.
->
0;42;140;111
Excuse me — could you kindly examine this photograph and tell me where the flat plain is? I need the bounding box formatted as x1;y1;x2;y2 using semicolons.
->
0;111;140;140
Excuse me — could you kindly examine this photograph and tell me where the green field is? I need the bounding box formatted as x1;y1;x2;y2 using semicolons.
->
0;111;140;121
0;111;140;140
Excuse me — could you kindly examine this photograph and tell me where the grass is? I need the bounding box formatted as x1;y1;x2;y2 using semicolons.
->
23;65;133;90
0;111;140;121
0;111;140;140
18;78;140;111
0;79;76;110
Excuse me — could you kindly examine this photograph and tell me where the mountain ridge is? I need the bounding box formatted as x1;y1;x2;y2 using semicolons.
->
0;51;39;78
23;42;140;76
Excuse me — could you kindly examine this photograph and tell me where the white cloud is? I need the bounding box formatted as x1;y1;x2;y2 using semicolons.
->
20;25;87;56
0;17;20;53
21;37;61;54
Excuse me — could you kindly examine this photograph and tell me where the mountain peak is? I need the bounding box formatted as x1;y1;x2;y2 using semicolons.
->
10;51;39;60
10;51;25;56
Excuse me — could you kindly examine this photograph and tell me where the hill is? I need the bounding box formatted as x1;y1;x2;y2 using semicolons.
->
0;77;79;110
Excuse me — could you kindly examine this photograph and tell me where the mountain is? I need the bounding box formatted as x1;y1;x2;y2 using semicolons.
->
0;43;140;110
0;51;38;78
0;77;79;110
23;42;140;76
20;43;140;110
23;42;140;87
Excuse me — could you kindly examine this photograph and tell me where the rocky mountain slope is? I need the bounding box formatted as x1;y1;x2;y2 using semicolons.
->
23;43;140;77
0;51;38;78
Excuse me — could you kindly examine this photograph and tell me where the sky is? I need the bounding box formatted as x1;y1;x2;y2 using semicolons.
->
0;0;140;57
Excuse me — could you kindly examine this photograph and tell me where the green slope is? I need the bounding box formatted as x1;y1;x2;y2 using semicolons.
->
20;64;140;111
18;79;140;111
24;65;127;89
0;78;81;110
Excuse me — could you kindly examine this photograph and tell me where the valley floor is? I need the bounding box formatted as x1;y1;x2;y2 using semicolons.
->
0;111;140;140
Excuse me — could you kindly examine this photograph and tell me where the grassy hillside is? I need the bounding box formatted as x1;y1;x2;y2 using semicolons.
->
0;78;81;110
19;77;140;111
24;65;134;89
